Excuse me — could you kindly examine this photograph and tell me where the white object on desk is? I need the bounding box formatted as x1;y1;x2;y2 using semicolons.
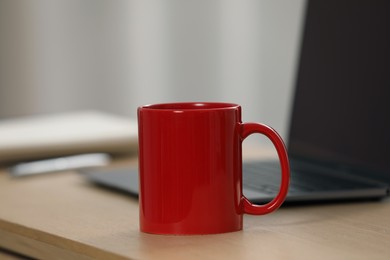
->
9;153;111;177
0;111;138;163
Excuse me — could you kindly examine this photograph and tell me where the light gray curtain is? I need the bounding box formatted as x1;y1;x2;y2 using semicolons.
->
0;0;305;142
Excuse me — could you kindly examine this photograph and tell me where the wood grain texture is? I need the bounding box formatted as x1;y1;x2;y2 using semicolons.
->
0;151;390;259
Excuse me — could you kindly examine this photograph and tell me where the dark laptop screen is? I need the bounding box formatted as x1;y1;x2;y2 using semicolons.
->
288;0;390;173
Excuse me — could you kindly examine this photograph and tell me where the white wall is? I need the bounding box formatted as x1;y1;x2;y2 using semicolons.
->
0;0;306;143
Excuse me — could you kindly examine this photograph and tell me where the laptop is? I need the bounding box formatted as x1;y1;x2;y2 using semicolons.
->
82;0;390;203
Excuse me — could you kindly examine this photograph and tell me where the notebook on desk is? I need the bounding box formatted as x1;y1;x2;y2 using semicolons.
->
0;111;138;164
82;0;390;203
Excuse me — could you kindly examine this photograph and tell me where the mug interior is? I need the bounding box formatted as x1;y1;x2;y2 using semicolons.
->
141;102;239;110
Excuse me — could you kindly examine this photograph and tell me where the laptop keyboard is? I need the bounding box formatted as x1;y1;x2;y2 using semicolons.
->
243;160;385;196
81;160;388;204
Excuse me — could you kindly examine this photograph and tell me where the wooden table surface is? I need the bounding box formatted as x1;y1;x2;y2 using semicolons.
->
1;152;390;260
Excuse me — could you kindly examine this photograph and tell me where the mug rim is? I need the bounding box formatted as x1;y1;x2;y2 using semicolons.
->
139;102;240;111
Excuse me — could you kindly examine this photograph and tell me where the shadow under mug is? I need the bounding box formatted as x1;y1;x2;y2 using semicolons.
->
138;102;290;235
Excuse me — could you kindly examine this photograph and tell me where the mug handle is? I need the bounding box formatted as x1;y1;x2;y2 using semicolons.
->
240;123;290;215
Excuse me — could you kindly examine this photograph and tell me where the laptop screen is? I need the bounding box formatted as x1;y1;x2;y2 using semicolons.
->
287;0;390;174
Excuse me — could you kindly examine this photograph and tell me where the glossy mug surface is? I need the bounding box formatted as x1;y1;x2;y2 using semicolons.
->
137;102;290;235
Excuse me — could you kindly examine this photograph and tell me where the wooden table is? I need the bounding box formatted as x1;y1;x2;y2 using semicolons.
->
1;153;390;259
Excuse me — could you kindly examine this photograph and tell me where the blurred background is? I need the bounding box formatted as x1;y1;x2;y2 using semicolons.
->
0;0;306;142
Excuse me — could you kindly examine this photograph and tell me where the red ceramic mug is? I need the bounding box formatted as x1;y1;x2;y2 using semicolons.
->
138;102;290;235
